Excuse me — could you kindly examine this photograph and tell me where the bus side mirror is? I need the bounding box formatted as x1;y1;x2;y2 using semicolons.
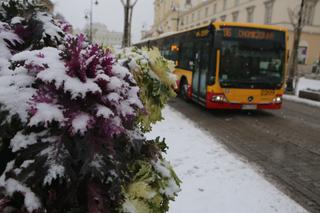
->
214;30;223;49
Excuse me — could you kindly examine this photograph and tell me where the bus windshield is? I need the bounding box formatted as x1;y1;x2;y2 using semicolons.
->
219;27;286;89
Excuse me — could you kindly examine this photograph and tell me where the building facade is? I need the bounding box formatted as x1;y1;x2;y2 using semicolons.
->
84;23;123;47
148;0;320;66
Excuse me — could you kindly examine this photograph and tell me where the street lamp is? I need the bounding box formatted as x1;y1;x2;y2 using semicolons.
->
85;0;99;42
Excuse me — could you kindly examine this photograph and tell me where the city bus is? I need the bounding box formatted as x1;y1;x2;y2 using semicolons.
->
136;22;288;110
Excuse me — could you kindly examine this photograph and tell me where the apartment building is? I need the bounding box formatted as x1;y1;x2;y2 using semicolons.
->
148;0;320;66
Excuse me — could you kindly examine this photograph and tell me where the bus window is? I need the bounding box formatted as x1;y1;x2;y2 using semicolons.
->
219;38;285;89
179;41;194;70
159;39;179;62
160;43;170;59
170;44;179;62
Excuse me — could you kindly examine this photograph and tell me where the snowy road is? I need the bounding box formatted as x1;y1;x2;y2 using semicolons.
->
147;106;308;213
165;98;320;213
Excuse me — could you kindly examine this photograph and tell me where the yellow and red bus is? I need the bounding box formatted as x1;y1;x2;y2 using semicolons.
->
136;22;288;110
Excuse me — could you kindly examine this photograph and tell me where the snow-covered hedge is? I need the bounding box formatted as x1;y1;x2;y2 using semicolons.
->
0;1;180;212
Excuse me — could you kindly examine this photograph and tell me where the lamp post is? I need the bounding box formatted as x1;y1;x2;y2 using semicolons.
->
85;0;99;42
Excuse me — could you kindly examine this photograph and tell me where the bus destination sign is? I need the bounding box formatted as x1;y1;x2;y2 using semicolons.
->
196;29;209;38
223;27;275;40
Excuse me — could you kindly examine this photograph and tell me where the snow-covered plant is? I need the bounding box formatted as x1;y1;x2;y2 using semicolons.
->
0;0;65;51
56;18;72;33
0;21;22;59
122;157;180;213
0;34;141;211
0;2;180;212
0;0;66;175
118;47;177;132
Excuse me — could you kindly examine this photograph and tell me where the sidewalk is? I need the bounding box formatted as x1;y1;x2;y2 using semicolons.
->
146;107;308;213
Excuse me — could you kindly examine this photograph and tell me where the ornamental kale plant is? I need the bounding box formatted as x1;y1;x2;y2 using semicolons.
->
0;0;65;51
118;47;177;132
0;1;180;212
0;0;66;175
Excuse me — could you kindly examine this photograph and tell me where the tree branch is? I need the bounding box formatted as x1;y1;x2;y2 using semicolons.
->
131;0;138;7
120;0;125;6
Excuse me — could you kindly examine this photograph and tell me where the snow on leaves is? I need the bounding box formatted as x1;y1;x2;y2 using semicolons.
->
121;158;181;213
35;12;64;42
96;104;114;119
71;112;92;135
0;161;41;212
41;141;68;186
28;102;65;127
10;130;47;152
117;47;177;132
4;35;143;137
0;64;35;122
153;159;181;198
0;21;22;58
3;178;41;212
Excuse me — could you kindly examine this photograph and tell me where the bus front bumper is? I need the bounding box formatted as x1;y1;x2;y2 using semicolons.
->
206;93;282;110
206;102;282;110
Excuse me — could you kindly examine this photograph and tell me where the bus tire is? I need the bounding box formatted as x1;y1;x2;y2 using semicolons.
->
180;78;189;101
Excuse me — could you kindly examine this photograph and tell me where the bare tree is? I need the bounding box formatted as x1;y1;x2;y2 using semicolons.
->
120;0;138;47
286;0;306;93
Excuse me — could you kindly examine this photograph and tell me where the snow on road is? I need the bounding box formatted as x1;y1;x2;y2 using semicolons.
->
147;107;308;213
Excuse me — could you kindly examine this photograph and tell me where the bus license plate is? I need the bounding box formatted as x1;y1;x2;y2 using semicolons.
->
242;104;257;110
261;90;275;96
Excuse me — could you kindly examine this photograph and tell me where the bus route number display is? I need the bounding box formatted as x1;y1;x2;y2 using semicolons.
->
223;28;275;40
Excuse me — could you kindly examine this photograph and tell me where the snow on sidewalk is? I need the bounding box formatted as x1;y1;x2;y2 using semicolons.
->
147;107;308;213
296;77;320;94
284;77;320;108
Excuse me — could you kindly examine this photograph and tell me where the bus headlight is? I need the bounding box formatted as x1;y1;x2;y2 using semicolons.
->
212;95;227;103
272;96;282;103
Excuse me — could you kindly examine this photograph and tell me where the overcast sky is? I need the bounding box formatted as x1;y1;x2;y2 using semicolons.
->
51;0;154;42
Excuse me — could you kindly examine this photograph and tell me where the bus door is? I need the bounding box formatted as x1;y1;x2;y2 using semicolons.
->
192;38;211;105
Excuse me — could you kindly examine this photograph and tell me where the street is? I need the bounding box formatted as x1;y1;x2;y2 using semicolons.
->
169;98;320;213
